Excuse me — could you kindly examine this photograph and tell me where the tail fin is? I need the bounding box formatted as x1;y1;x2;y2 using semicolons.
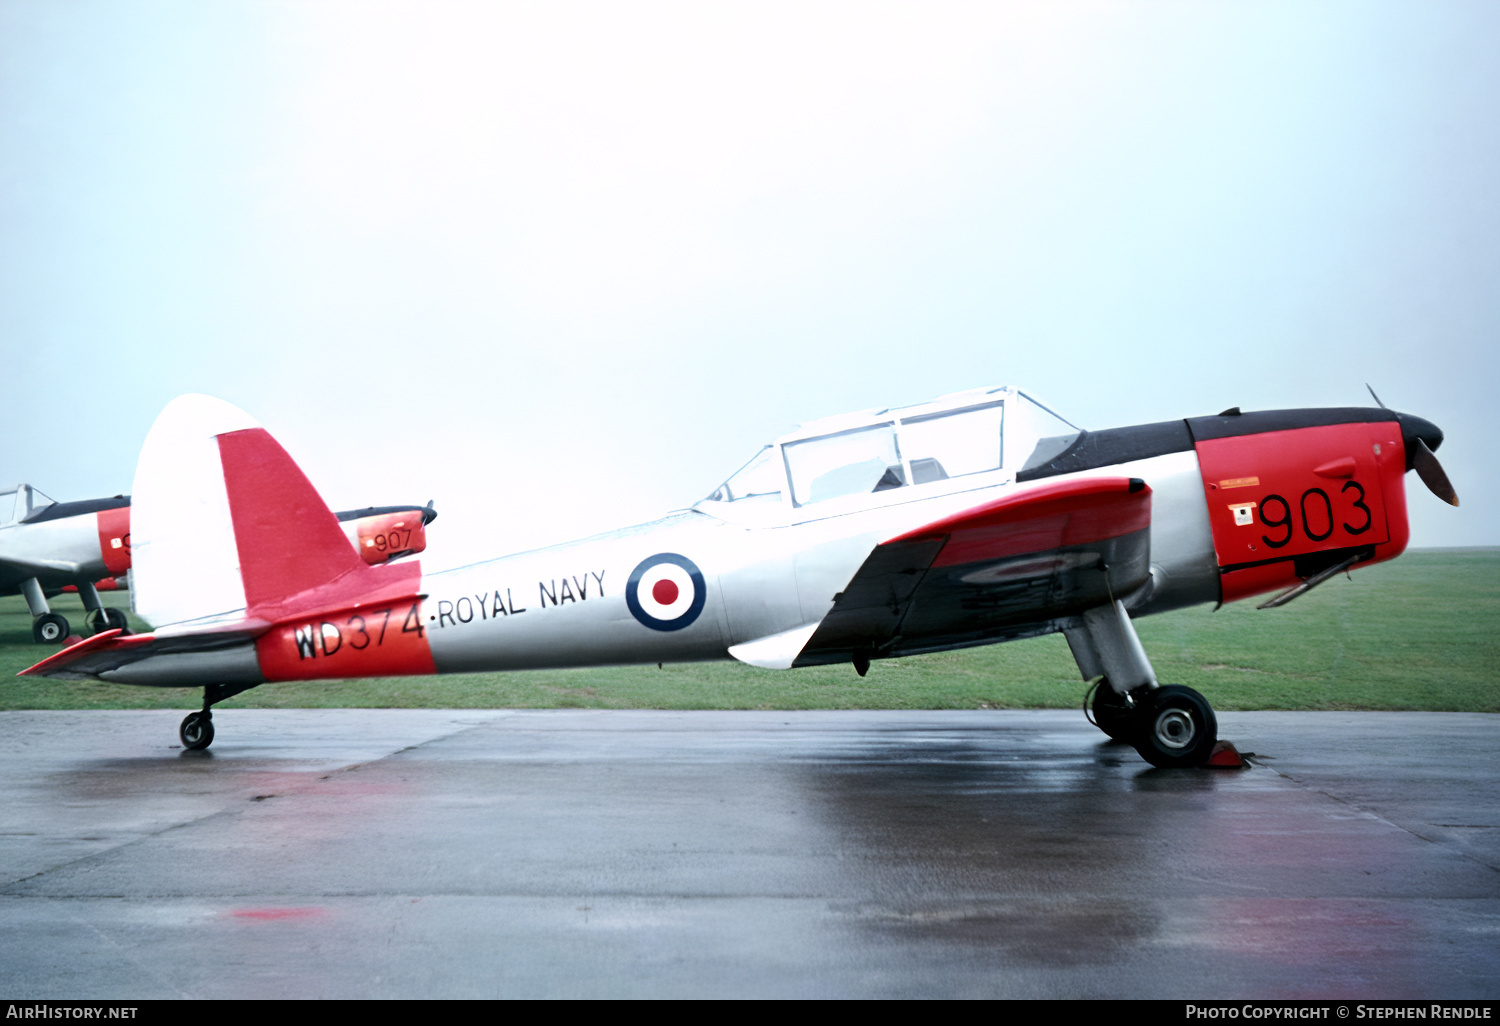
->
217;427;368;614
131;395;420;631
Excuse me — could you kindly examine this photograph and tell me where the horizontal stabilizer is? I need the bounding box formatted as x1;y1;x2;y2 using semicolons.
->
19;629;155;680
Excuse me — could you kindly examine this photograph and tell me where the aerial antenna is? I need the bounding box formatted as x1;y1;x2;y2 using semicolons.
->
1017;391;1084;432
1365;383;1387;409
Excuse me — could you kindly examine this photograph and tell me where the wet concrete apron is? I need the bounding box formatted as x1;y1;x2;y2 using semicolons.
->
1;709;1496;998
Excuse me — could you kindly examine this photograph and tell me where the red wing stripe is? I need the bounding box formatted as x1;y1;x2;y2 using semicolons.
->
887;477;1152;568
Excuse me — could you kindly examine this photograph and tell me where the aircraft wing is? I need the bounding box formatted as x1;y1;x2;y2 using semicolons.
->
792;477;1153;666
0;555;83;588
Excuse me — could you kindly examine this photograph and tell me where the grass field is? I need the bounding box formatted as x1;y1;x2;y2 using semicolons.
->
2;550;1496;713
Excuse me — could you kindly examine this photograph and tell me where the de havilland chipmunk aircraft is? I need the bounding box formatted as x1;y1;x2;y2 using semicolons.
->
20;387;1456;767
1;481;437;643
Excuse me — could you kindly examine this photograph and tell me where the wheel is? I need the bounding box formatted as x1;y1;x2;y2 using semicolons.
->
1088;680;1138;741
103;608;130;634
1132;685;1217;768
33;613;70;644
180;712;215;750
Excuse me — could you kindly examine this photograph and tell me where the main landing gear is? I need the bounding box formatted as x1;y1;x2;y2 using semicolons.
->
178;682;260;751
33;613;70;644
1086;680;1219;768
90;607;130;634
1067;600;1218;768
20;577;130;644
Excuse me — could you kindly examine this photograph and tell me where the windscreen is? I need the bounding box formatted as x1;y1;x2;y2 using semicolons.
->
1015;393;1083;472
25;487;55;518
705;446;783;504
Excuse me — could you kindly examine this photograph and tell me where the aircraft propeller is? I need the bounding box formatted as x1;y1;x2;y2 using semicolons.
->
1366;384;1459;507
1411;438;1459;506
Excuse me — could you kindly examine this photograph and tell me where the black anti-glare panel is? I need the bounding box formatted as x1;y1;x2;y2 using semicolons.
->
20;496;131;523
1185;407;1394;442
1016;421;1193;481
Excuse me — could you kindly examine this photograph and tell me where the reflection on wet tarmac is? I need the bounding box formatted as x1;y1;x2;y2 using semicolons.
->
1;709;1496;998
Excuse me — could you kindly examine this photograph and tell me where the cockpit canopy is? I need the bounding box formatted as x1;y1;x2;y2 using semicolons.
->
700;387;1080;518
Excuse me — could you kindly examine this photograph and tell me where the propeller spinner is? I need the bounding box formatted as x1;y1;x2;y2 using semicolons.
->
1365;385;1457;506
1392;409;1459;507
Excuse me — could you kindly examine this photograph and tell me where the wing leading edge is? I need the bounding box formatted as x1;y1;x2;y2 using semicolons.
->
792;477;1153;667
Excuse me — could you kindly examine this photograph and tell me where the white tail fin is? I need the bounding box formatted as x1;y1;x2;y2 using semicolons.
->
129;395;259;629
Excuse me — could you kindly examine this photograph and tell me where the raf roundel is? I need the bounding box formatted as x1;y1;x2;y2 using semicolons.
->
625;553;707;632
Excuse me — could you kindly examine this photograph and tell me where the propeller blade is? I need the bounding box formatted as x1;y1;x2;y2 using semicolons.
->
1413;438;1459;506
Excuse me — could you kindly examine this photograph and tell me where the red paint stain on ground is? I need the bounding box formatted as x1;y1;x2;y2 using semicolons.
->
228;907;326;921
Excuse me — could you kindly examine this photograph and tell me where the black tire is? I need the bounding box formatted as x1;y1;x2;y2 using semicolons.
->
1132;685;1217;768
33;614;70;645
180;712;214;751
103;608;130;634
1089;680;1138;741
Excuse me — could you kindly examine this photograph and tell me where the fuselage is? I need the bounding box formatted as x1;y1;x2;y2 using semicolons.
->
36;388;1448;769
236;394;1439;686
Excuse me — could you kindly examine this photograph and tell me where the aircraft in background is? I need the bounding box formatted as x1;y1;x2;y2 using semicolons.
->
22;388;1456;767
1;482;436;643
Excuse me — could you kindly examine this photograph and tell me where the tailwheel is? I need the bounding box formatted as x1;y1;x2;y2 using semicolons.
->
1086;679;1138;741
1132;685;1217;768
180;711;214;751
33;613;70;644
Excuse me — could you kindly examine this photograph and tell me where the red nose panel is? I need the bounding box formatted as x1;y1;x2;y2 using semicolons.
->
1195;422;1409;603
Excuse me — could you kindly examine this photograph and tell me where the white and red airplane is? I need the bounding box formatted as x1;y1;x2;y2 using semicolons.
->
21;388;1455;767
1;481;436;643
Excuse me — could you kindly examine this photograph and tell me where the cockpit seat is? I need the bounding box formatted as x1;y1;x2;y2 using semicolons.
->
910;457;949;484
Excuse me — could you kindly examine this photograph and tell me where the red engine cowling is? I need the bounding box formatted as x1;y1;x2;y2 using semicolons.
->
96;506;133;575
346;510;429;566
1194;420;1410;604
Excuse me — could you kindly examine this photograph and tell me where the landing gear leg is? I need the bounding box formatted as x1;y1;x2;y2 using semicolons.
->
1067;600;1158;741
1086;679;1137;741
77;580;124;635
179;682;261;751
20;577;69;644
1067;601;1219;767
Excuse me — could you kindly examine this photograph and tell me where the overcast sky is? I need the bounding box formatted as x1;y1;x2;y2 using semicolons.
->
2;0;1496;567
